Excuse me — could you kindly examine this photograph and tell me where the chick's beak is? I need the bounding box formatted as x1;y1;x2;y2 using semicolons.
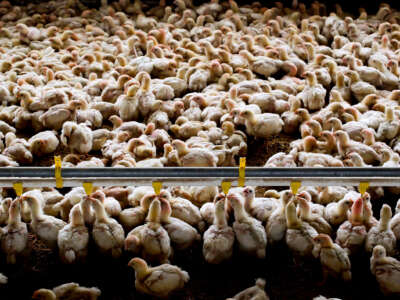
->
127;258;137;267
32;291;40;299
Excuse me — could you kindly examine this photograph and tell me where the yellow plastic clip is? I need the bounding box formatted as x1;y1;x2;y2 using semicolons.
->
359;182;370;195
13;182;23;197
238;157;246;187
54;156;63;189
152;181;162;195
221;181;232;195
290;181;301;195
83;182;94;195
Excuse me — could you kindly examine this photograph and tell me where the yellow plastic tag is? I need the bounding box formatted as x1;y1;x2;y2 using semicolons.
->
238;157;246;187
83;182;94;195
13;182;23;196
290;181;301;195
221;181;232;195
54;156;63;189
359;182;369;195
152;181;162;195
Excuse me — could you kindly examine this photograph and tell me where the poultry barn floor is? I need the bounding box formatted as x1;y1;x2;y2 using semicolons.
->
0;135;398;300
246;134;295;166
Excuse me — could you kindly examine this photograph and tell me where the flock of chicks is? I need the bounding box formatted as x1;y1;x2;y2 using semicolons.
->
0;0;399;298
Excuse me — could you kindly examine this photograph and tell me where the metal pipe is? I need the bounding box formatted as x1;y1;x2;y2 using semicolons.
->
1;167;400;177
0;167;399;187
1;177;399;187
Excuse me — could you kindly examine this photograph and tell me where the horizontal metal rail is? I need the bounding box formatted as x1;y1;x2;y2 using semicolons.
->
0;167;399;187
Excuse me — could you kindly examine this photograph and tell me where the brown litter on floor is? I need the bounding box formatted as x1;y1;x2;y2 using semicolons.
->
246;134;296;167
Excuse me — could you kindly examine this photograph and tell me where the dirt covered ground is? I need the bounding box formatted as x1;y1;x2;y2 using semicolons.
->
246;134;295;167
